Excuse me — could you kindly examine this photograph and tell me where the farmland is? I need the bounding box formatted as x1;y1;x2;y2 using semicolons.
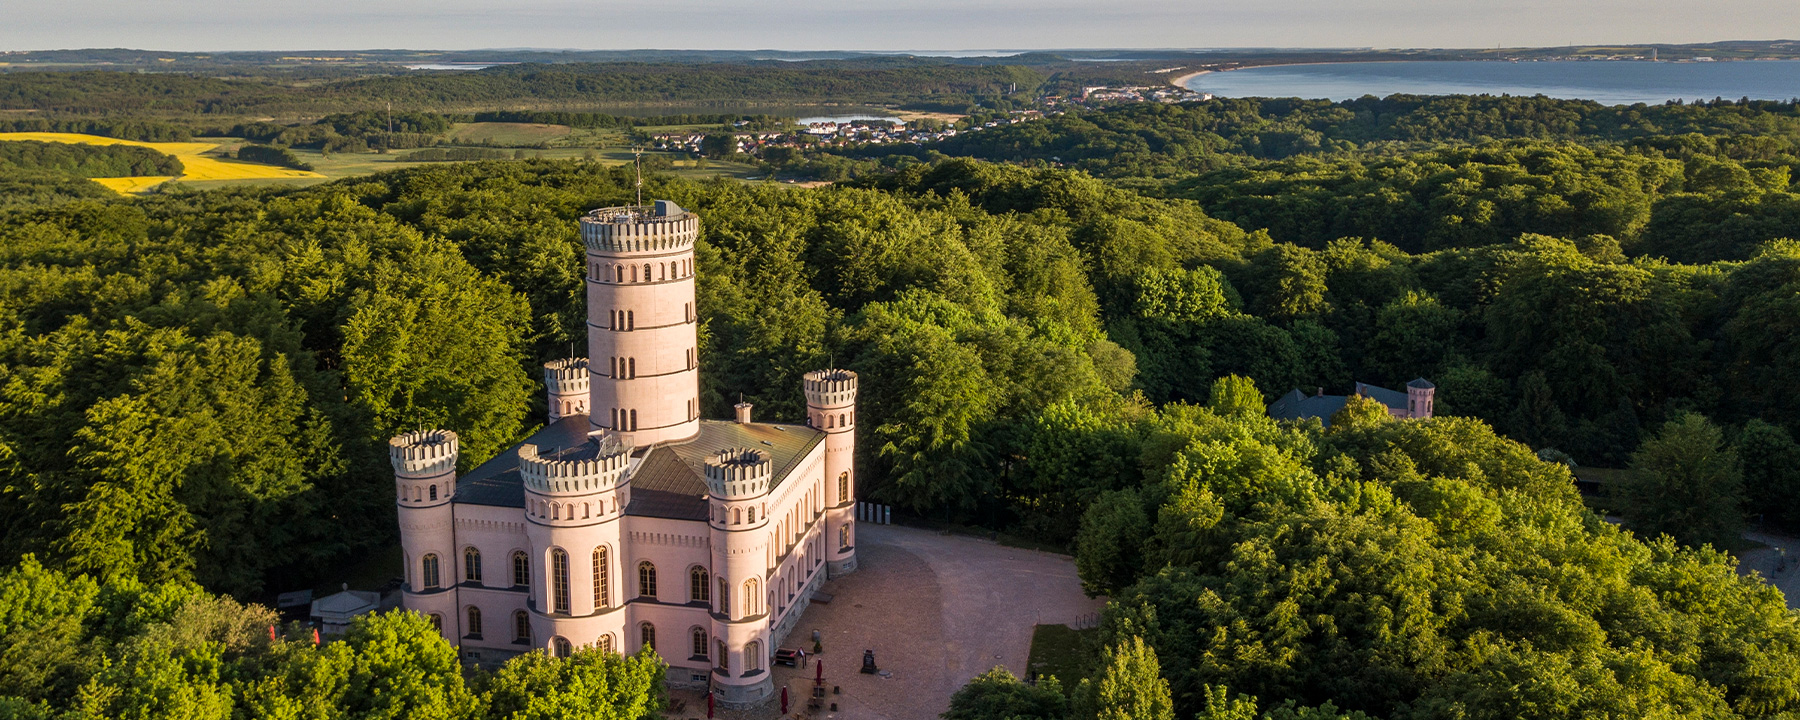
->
0;131;324;193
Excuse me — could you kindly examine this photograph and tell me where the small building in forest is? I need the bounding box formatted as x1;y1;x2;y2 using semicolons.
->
1268;378;1436;426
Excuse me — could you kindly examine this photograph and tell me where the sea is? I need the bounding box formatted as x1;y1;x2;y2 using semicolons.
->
1183;60;1800;105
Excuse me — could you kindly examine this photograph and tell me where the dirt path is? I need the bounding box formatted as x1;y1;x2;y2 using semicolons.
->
677;524;1102;720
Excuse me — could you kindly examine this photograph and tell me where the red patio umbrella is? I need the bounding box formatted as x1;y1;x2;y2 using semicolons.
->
781;686;789;714
817;659;824;682
707;692;714;719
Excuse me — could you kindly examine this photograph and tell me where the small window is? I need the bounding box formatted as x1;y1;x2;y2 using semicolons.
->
692;627;709;658
464;547;482;583
514;611;531;642
630;409;638;431
466;606;483;638
690;567;710;604
422;554;440;590
640;622;656;652
553;637;572;658
745;640;761;672
429;484;437;501
551;549;570;614
718;639;729;671
600;634;614;654
429;613;442;632
512;551;530;587
718;579;730;615
594;546;611;610
840;525;851;550
838;472;849;504
748;507;757;523
638;561;657;598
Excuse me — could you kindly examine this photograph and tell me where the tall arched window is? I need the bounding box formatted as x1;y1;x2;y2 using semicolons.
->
553;637;572;658
689;567;710;604
599;634;614;654
466;606;483;638
718;579;729;615
691;627;708;658
839;525;850;550
638;561;657;598
429;484;437;501
718;640;729;671
593;547;610;610
745;640;761;672
747;507;756;523
615;266;624;283
551;549;570;613
464;547;482;583
733;508;742;524
513;611;530;642
429;613;442;632
627;310;634;330
838;472;849;504
629;409;638;431
512;551;529;587
421;554;440;589
640;622;656;651
742;578;759;616
642;264;651;280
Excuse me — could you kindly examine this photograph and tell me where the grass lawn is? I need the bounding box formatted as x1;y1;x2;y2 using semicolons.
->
1027;623;1099;686
447;121;574;146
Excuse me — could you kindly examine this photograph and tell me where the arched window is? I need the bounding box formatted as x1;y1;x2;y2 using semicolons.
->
643;264;651;280
742;578;759;616
464;547;482;583
429;613;442;632
733;508;742;524
638;561;657;598
466;606;483;637
640;622;656;652
631;265;638;282
745;640;761;672
421;554;440;589
691;627;709;658
627;358;635;378
629;409;638;431
839;472;849;504
593;547;610;610
615;265;623;283
690;567;710;604
839;413;847;427
512;551;529;587
839;525;851;550
718;579;730;615
627;310;634;330
553;637;572;658
718;640;729;670
429;484;437;501
747;507;756;523
551;549;570;613
514;611;531;642
600;633;614;654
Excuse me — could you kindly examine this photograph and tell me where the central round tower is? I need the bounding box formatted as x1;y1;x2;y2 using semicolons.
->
580;201;700;446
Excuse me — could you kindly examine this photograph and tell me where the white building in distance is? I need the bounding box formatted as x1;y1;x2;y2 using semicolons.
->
393;200;859;706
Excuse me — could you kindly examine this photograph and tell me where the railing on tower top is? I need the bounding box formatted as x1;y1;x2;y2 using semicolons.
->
583;205;693;224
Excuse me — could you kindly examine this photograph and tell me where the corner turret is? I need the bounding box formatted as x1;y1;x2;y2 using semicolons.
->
391;429;460;638
544;358;591;422
804;369;859;578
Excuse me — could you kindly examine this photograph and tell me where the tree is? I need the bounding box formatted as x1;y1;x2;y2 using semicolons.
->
1206;375;1264;419
483;647;666;720
1614;413;1745;549
1075;490;1150;597
1075;637;1174;720
1735;419;1800;531
943;667;1067;720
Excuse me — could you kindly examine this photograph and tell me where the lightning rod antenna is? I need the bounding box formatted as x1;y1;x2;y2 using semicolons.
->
633;147;644;208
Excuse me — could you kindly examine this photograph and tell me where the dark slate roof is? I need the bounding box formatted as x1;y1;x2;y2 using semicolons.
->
1267;388;1349;424
1407;377;1436;389
456;415;593;508
629;420;825;521
454;416;825;523
1355;382;1409;412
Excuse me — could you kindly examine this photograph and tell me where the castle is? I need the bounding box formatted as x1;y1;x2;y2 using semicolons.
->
391;201;857;706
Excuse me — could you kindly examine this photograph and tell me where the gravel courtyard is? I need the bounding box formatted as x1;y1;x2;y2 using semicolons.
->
675;523;1103;720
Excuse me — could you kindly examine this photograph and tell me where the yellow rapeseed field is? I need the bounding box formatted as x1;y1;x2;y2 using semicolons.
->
0;132;325;194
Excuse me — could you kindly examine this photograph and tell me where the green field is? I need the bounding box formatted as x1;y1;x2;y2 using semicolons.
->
1026;623;1098;686
171;144;764;192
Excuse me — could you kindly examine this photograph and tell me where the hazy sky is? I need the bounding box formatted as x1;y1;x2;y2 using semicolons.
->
4;0;1796;52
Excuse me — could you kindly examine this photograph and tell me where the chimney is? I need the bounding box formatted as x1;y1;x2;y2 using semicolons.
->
734;402;753;424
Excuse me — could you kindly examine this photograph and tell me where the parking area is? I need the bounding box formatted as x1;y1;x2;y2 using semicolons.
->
673;523;1103;720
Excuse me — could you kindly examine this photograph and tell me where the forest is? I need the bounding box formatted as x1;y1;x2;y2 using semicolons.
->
0;140;184;178
1;85;1799;717
0;61;1043;115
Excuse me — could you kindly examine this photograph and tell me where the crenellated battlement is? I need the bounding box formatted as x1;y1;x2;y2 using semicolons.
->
580;202;699;255
390;429;459;477
543;358;591;395
803;368;859;408
704;448;772;499
518;436;631;495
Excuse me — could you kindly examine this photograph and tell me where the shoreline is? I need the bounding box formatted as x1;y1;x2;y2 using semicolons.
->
1166;69;1211;89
